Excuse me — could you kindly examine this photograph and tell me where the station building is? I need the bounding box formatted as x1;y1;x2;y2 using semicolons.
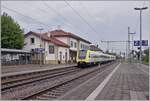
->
50;29;91;63
23;29;91;64
24;31;69;64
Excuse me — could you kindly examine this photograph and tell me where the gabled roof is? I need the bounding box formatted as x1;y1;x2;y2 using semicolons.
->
50;29;91;44
25;31;69;48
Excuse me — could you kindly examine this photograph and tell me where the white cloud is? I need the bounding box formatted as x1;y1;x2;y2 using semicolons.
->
1;1;150;53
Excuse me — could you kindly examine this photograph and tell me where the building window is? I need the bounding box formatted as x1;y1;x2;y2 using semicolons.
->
30;38;35;44
31;49;34;52
80;44;82;49
70;41;73;47
49;45;54;54
74;42;77;48
85;45;88;49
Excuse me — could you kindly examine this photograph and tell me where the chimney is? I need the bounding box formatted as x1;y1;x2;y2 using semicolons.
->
57;25;61;30
47;31;51;38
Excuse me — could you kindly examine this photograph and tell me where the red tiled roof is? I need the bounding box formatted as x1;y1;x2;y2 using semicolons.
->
25;31;69;47
50;29;91;44
50;37;69;47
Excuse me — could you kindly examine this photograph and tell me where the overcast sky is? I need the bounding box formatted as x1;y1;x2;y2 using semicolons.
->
1;1;150;54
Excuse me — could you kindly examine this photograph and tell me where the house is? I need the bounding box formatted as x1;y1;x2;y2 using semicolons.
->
24;31;70;64
50;29;91;63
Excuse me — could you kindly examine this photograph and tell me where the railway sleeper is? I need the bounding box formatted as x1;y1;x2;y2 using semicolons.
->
36;96;53;100
51;89;65;93
46;92;62;96
55;87;66;90
42;94;58;98
42;93;59;97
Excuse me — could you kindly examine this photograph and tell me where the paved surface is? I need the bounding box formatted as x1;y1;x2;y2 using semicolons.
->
59;63;149;100
2;63;76;75
59;62;119;100
95;63;149;100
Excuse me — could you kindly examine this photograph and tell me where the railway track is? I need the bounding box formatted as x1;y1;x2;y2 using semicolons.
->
1;62;117;100
1;66;80;91
24;62;118;100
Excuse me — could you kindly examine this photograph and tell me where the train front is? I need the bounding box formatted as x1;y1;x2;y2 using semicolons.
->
77;50;88;67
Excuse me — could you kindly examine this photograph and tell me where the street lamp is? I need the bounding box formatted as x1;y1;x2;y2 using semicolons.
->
134;7;148;64
37;28;44;67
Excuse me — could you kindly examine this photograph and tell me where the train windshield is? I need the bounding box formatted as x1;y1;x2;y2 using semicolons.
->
79;50;87;59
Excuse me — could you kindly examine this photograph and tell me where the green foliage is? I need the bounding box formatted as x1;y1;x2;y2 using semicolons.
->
1;12;24;49
142;48;149;65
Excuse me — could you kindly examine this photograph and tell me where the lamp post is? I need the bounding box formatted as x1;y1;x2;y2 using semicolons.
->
129;32;136;63
37;28;44;67
134;7;148;64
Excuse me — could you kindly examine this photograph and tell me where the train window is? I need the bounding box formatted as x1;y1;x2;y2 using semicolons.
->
89;54;99;58
79;50;87;59
89;54;94;58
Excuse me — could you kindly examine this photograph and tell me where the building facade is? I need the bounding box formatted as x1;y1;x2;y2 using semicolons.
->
50;29;91;63
24;29;91;64
24;31;69;64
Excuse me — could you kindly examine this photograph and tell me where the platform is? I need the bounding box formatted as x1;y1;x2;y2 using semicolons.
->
59;63;149;100
2;64;76;77
94;63;149;100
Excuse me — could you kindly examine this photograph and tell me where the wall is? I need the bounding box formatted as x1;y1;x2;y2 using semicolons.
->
45;42;56;61
23;34;45;51
58;47;69;63
69;38;78;51
54;36;90;51
55;37;69;44
79;41;90;50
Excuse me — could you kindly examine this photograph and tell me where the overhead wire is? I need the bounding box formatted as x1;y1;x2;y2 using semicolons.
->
80;1;95;23
80;1;102;46
38;7;65;27
2;5;53;28
64;0;98;34
43;1;85;34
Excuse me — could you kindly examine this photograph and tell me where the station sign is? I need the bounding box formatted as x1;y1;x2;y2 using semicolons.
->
142;40;148;46
35;48;45;53
134;40;148;46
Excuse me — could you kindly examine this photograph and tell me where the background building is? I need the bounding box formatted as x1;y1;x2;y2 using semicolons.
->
89;44;103;52
50;29;91;63
24;29;92;64
24;31;69;64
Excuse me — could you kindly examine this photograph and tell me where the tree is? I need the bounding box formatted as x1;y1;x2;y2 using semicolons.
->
1;12;24;49
143;48;149;64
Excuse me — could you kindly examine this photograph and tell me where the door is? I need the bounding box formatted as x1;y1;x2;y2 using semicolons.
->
65;52;67;63
59;51;62;64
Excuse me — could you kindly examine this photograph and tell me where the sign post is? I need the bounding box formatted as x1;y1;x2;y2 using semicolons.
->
134;40;148;62
134;40;148;46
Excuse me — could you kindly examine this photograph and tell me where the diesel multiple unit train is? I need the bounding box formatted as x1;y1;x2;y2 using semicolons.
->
77;49;116;67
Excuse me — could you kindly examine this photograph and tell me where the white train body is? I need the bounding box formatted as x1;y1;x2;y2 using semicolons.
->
77;49;116;67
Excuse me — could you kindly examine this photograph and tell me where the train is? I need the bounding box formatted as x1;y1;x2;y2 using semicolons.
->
77;49;116;67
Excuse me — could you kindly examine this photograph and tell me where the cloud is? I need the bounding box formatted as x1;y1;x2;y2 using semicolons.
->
1;1;150;53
